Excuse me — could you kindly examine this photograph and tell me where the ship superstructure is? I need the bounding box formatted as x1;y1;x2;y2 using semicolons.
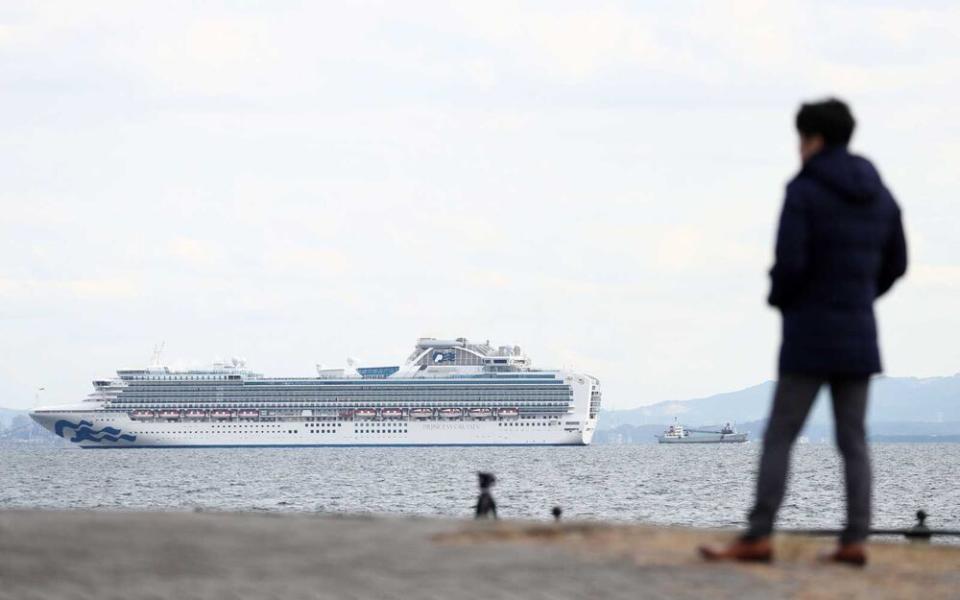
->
31;338;600;448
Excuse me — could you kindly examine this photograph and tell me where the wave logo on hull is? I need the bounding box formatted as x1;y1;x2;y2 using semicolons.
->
54;420;137;444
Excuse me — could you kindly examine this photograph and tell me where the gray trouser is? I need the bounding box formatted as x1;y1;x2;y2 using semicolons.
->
747;373;871;544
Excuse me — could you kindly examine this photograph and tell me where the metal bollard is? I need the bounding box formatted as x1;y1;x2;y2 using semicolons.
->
906;510;931;543
474;472;498;520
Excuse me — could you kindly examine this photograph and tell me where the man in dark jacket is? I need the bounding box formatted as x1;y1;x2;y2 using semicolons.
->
700;99;908;566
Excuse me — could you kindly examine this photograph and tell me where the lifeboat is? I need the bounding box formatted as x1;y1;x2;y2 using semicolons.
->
185;409;207;419
210;410;235;419
409;408;434;419
130;410;154;419
439;408;462;419
355;408;377;419
381;408;403;419
158;410;181;419
468;408;492;418
498;408;520;418
238;409;260;418
339;409;354;418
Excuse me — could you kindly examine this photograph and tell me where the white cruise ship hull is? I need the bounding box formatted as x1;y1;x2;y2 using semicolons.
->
31;410;594;448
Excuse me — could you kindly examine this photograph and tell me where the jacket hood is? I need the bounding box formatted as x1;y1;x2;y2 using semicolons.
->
801;147;884;204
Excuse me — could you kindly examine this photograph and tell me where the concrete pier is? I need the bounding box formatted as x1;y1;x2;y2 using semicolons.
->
1;510;958;599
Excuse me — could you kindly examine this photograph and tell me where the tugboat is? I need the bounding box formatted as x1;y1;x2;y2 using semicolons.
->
656;419;747;444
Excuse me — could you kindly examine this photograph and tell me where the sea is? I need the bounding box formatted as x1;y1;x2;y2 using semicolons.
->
3;444;959;536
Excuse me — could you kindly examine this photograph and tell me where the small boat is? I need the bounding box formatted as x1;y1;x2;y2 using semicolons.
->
185;410;207;419
656;419;748;444
210;410;235;419
409;408;434;419
238;409;260;418
130;410;155;419
355;408;377;419
498;408;519;418
439;408;462;419
158;410;181;419
381;408;403;418
468;408;492;418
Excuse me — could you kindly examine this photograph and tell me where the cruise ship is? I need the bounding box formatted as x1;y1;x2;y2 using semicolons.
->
30;338;600;448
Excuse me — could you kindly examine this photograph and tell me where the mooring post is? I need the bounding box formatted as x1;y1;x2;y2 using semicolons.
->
474;472;498;519
906;510;932;543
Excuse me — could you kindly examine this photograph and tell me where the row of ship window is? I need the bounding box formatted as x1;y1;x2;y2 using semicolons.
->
353;428;408;434
133;425;550;434
125;381;565;386
120;403;572;409
131;430;301;434
122;389;566;394
113;396;568;399
116;391;572;397
110;400;570;410
130;428;412;435
117;400;571;406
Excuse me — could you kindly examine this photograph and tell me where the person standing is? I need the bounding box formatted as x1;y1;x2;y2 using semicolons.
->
700;98;908;566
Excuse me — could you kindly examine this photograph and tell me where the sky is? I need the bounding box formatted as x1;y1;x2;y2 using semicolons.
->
2;1;959;411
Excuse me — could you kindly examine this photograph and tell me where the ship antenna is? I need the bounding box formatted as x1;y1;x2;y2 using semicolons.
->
151;342;165;367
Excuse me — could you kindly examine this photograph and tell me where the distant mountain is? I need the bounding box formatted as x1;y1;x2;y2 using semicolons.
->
599;382;776;429
0;407;59;445
598;374;960;432
0;407;27;428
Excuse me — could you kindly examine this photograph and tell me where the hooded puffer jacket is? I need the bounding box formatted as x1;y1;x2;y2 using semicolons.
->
769;146;907;376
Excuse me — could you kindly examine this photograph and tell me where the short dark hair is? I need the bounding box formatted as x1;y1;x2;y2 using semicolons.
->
795;98;855;146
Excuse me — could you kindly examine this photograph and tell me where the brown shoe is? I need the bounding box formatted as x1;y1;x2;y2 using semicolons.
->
699;537;772;563
819;543;867;567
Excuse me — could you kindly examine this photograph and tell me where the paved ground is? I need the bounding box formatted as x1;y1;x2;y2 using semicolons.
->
1;510;958;599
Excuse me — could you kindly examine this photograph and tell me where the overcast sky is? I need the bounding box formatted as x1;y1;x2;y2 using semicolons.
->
2;1;959;411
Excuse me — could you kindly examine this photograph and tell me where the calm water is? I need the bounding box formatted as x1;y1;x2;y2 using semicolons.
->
2;444;959;533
